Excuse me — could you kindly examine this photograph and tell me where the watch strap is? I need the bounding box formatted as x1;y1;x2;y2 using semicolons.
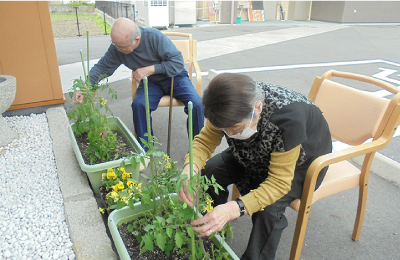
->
234;198;245;217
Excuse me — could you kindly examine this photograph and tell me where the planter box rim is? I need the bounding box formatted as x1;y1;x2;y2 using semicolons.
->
68;116;144;171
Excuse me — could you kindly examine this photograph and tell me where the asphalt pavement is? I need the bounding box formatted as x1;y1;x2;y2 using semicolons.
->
35;20;400;259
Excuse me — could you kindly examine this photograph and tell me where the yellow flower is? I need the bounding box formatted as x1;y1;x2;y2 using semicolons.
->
164;162;171;169
122;172;131;180
163;154;170;161
100;97;107;106
106;170;117;180
108;191;119;200
203;197;214;213
127;180;135;187
203;204;214;213
113;182;124;191
98;207;105;214
137;183;142;188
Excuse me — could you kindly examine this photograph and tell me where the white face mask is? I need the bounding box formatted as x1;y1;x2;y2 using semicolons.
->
224;103;258;140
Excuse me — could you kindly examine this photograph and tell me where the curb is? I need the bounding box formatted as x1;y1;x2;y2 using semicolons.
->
46;106;118;260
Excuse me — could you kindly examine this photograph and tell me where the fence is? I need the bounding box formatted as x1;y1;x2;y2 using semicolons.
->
95;1;135;21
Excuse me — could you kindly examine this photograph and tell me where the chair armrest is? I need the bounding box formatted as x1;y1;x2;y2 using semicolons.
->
322;70;399;95
299;137;388;208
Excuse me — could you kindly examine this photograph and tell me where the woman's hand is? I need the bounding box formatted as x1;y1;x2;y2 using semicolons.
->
191;201;241;237
178;164;199;207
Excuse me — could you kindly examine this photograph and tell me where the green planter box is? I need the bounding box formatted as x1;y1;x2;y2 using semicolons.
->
68;116;144;196
108;194;240;260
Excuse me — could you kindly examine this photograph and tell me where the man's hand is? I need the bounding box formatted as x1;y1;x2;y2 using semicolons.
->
178;164;199;207
132;65;155;82
191;201;240;237
73;91;84;104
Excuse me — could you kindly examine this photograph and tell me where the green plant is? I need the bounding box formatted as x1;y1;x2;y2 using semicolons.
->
67;31;119;164
102;78;234;259
67;77;119;164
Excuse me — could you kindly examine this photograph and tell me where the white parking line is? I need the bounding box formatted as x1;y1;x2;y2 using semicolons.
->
200;59;400;76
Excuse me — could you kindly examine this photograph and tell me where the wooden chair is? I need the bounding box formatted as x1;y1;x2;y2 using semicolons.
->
131;32;201;154
231;70;400;259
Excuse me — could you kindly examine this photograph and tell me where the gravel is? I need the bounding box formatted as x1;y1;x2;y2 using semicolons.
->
0;113;75;260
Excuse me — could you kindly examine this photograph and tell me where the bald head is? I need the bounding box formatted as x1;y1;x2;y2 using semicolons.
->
111;18;140;43
110;18;141;54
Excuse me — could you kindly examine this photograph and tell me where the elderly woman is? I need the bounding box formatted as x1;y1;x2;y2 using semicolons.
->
179;73;332;259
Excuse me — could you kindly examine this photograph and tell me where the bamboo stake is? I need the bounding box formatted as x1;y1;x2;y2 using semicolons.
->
79;50;86;80
86;31;90;81
143;77;156;213
188;101;196;260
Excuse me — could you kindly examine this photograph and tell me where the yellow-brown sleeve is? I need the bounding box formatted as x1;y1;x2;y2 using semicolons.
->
240;145;301;216
184;120;224;171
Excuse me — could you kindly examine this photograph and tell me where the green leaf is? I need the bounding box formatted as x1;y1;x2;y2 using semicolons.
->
179;205;194;221
155;216;165;226
141;234;154;253
127;224;134;232
166;215;175;224
166;227;173;238
116;201;126;209
128;199;135;210
141;193;152;205
130;157;137;169
144;224;155;232
187;226;195;238
155;232;166;251
175;232;183;249
119;191;128;198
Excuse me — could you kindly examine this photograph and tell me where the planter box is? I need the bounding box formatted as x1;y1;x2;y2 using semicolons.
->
108;194;240;260
68;116;144;196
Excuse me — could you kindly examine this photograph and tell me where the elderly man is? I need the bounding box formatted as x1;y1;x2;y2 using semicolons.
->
89;18;204;160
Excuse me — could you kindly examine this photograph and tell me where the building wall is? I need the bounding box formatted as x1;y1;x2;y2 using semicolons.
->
0;1;64;110
311;1;400;23
287;1;311;21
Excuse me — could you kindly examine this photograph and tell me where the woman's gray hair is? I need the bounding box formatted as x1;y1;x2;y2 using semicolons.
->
203;73;263;128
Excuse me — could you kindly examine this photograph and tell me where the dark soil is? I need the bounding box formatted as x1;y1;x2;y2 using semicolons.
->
75;131;133;165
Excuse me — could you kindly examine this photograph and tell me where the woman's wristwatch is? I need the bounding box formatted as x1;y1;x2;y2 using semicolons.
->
234;198;246;217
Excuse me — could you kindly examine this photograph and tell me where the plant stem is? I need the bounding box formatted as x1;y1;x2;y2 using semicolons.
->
143;77;157;214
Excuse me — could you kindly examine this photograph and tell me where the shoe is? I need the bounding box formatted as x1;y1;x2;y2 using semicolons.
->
139;157;150;173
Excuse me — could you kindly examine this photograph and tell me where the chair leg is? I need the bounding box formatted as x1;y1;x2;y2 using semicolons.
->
167;77;174;155
352;184;368;241
290;203;312;260
352;153;373;241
